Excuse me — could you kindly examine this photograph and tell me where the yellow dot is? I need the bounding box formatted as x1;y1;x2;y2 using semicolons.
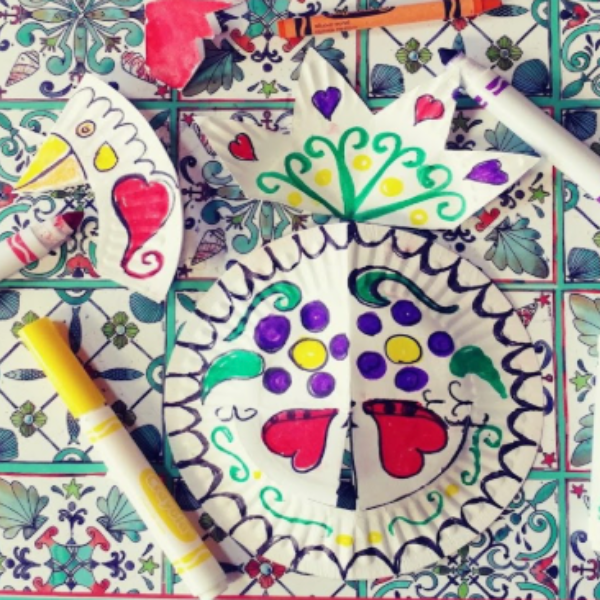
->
287;191;302;207
290;339;327;371
385;335;422;364
315;169;332;186
94;143;118;172
336;534;354;547
368;531;382;544
353;154;372;171
380;177;404;197
409;209;428;226
253;471;262;480
445;484;460;497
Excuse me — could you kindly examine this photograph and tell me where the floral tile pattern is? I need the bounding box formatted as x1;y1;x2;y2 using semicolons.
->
0;473;164;594
0;0;587;598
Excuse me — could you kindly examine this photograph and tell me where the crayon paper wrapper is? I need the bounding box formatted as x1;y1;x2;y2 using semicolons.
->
165;222;545;579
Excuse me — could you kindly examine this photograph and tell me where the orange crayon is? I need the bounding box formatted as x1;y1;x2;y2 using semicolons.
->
277;0;501;39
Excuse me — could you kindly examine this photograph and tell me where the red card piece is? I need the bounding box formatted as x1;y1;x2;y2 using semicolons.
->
146;0;231;89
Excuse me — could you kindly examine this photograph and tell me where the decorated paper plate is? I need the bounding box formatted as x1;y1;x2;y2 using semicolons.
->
164;223;544;580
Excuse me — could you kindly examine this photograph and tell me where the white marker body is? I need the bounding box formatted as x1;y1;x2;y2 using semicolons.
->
452;54;600;200
0;226;48;281
83;406;227;600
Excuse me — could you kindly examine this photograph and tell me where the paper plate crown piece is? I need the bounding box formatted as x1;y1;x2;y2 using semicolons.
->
15;76;182;301
202;50;539;229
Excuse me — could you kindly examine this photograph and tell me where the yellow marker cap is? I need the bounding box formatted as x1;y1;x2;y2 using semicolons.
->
19;317;105;418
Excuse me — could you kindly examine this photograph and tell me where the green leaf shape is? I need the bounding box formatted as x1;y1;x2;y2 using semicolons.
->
484;217;549;278
0;429;18;461
202;350;264;402
0;478;49;540
130;293;164;324
0;291;20;321
226;281;302;342
530;481;558;508
570;293;600;357
450;345;508;399
349;266;459;313
563;78;586;99
97;485;147;542
177;293;197;314
486;5;528;15
572;404;593;467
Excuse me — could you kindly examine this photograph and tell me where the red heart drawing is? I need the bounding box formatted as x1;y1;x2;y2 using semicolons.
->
146;0;231;89
228;133;258;161
262;408;338;472
364;400;448;479
415;94;445;124
112;175;173;279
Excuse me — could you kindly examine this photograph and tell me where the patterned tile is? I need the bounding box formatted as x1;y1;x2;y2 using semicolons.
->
0;472;164;594
366;0;550;100
566;479;596;600
178;0;359;102
363;479;560;599
560;1;600;100
0;0;165;101
563;290;598;473
0;288;165;464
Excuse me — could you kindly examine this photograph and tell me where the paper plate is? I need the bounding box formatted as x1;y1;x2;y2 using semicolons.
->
164;222;544;580
15;76;182;301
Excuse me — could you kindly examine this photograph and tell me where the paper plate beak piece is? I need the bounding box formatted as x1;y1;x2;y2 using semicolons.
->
18;76;183;301
201;50;540;229
16;134;85;193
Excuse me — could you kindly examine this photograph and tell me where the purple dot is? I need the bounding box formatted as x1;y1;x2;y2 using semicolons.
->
357;312;382;336
391;300;422;326
254;315;291;353
263;367;292;394
330;333;349;360
357;351;387;380
428;331;455;357
301;301;330;332
395;367;429;392
308;372;336;398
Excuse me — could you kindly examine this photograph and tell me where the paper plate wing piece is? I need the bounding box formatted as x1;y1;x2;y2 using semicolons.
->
15;76;182;301
202;50;539;229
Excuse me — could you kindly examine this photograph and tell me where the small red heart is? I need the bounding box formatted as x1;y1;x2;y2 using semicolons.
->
364;400;448;479
262;408;338;472
112;175;173;278
415;94;445;124
228;133;258;162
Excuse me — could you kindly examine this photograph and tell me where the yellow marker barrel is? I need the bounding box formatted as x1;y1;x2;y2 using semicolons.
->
19;318;227;600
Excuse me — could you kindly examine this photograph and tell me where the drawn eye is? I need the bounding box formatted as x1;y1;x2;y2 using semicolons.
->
76;121;96;138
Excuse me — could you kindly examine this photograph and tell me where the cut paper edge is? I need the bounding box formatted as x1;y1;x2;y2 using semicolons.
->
16;75;183;301
146;0;239;89
202;50;539;229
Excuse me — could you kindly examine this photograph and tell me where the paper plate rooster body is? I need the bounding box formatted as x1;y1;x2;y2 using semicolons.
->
16;77;182;301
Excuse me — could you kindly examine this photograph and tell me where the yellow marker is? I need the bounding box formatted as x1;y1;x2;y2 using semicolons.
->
19;318;227;600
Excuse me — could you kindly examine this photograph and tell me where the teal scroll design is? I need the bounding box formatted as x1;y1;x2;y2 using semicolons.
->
226;281;302;341
349;266;459;314
256;127;466;223
388;491;444;534
211;426;250;482
260;486;333;536
461;425;503;486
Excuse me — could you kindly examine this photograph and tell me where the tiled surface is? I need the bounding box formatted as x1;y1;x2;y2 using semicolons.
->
0;0;595;597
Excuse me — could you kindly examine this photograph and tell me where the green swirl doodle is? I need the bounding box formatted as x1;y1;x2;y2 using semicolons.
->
461;425;503;486
226;281;302;341
388;491;444;533
349;266;459;314
256;127;466;223
260;486;333;536
211;426;250;482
